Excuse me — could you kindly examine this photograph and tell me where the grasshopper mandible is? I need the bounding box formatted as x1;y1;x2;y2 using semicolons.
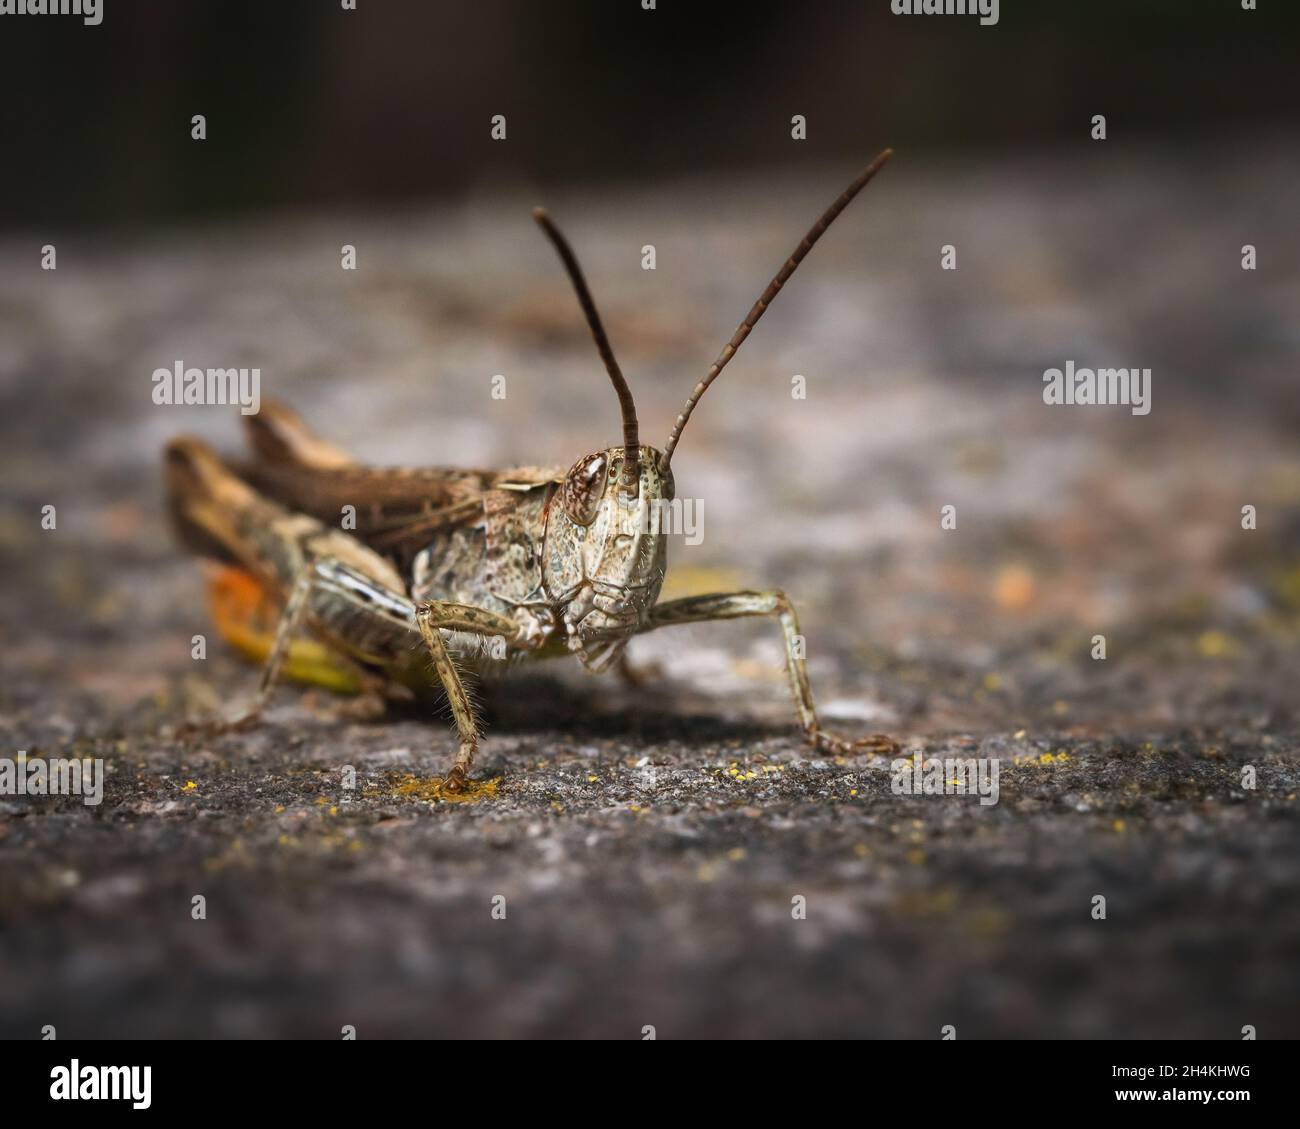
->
165;148;896;791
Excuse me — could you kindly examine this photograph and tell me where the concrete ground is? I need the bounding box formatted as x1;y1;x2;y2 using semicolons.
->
1;139;1298;1038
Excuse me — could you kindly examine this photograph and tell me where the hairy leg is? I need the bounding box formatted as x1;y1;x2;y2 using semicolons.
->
640;589;896;755
416;602;521;791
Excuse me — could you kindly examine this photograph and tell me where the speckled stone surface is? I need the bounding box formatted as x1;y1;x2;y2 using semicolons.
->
2;141;1298;1037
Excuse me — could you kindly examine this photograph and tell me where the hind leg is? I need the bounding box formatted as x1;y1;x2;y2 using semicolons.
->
168;435;523;785
184;563;382;733
227;560;523;791
192;557;523;789
223;565;354;728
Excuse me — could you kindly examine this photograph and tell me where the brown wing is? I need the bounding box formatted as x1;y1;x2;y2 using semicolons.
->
232;460;492;563
234;399;561;569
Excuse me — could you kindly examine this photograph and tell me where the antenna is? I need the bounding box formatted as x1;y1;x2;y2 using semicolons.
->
533;207;640;489
660;148;894;470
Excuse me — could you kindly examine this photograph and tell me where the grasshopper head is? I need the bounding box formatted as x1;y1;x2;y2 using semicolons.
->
544;445;672;669
532;150;894;667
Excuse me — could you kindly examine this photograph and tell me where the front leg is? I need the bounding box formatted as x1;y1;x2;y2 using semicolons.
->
641;590;896;756
415;602;521;791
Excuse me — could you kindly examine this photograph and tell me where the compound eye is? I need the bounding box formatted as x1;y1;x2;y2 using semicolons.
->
562;453;608;526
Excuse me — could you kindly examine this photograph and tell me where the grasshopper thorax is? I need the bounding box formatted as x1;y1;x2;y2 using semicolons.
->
544;445;673;670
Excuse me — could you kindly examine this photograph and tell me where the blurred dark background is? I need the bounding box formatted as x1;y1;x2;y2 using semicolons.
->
1;0;1297;230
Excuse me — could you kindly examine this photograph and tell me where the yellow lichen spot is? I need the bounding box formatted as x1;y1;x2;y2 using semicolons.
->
274;804;285;814
587;775;598;783
1197;630;1238;659
393;774;500;804
895;888;957;916
328;805;338;816
314;796;328;806
727;847;746;862
983;672;1003;692
182;780;197;792
1113;819;1127;833
1275;566;1300;611
854;843;869;858
849;788;858;797
964;907;1009;939
1014;729;1027;740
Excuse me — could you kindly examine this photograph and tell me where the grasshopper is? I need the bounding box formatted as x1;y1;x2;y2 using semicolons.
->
165;148;896;791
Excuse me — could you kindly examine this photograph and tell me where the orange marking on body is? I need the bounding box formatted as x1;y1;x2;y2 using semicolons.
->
205;566;363;693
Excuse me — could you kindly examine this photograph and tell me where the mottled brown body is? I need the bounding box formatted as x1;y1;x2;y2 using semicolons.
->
164;151;897;789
